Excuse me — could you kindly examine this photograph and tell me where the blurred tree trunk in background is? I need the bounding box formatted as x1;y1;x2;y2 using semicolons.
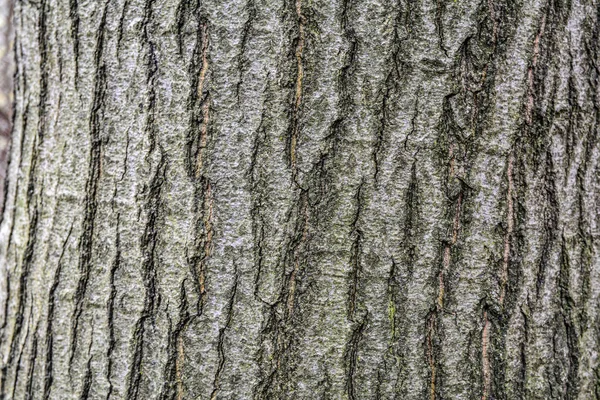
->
0;0;599;399
0;0;13;214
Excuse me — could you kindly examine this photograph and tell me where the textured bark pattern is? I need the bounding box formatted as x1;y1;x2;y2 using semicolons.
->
0;0;599;398
0;0;13;214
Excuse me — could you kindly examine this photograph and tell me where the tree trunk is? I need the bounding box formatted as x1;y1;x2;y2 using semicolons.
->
0;0;599;398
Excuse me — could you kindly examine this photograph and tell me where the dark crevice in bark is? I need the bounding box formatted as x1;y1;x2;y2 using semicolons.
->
142;0;158;158
24;322;39;400
254;189;311;398
116;0;130;59
126;153;167;400
235;0;256;103
285;0;307;182
69;0;109;375
43;225;73;400
371;0;411;185
1;206;38;400
427;0;504;387
3;4;27;240
4;95;27;251
344;312;367;400
347;178;364;320
0;12;20;227
105;215;121;400
248;98;268;301
434;0;449;57
210;262;239;400
517;303;531;398
9;309;32;400
175;0;203;57
37;0;49;144
187;175;213;314
534;149;559;299
551;235;580;399
184;8;209;180
68;0;80;86
379;159;420;398
159;281;192;400
178;15;213;393
78;323;94;400
577;0;600;338
0;274;9;338
425;303;443;400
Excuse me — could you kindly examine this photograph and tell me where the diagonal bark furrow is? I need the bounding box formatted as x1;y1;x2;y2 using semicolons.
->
371;0;410;184
36;0;49;146
555;236;580;398
210;263;239;400
1;206;38;399
188;176;213;314
248;103;268;300
159;281;192;400
68;0;80;85
184;14;210;180
285;0;307;182
69;0;109;375
9;310;32;400
345;312;367;400
43;225;73;400
142;0;158;157
379;159;420;396
254;189;311;398
576;2;600;335
347;179;364;321
126;153;167;400
78;324;94;400
283;190;310;322
235;0;257;103
116;0;130;58
434;0;449;57
105;216;121;400
534;149;559;299
24;323;38;400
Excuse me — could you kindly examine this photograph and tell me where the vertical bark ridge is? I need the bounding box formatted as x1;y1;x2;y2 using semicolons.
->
158;281;191;400
1;206;38;399
105;216;120;400
286;0;306;181
69;0;109;375
380;159;420;398
235;0;256;102
344;311;368;400
68;0;80;86
347;179;364;320
209;262;238;400
126;154;167;400
371;0;409;185
42;225;73;400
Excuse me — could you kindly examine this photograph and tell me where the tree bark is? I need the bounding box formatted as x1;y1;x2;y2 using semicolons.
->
0;0;13;214
0;0;599;398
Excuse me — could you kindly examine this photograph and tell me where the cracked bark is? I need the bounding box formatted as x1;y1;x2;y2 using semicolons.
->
1;0;600;399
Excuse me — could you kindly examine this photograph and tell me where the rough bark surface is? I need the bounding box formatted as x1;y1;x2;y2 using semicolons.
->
0;0;13;213
0;0;599;398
